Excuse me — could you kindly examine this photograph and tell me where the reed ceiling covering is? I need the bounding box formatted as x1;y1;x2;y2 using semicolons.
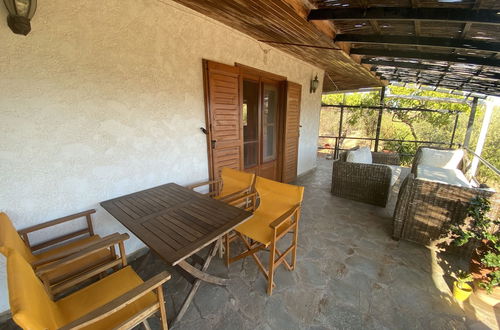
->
309;0;500;96
172;0;499;96
171;0;383;92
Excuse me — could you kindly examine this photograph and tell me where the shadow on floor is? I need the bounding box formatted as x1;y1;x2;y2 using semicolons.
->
1;159;497;329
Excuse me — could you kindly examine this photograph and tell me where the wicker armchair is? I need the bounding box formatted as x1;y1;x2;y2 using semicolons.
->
331;149;400;207
393;147;498;245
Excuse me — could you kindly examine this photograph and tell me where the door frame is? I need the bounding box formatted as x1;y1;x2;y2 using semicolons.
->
237;63;287;181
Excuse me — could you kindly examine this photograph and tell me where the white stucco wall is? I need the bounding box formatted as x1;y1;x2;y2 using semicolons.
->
0;0;323;313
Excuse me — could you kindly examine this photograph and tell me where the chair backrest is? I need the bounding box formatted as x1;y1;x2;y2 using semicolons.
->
0;213;35;263
220;167;255;197
255;176;304;215
411;146;465;174
6;249;64;329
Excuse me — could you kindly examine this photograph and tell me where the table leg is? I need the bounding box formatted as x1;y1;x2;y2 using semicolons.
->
172;240;228;325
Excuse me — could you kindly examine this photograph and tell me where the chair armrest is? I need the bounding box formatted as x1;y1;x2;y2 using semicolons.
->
218;188;253;203
372;152;400;166
221;191;258;211
332;161;392;180
59;271;171;330
269;204;301;229
18;209;96;235
18;209;97;251
35;233;130;275
32;232;124;267
187;179;220;190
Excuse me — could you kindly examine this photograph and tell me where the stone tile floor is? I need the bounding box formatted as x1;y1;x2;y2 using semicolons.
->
1;159;498;329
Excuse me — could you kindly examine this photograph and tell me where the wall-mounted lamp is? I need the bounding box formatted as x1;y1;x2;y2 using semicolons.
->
4;0;37;35
310;74;319;93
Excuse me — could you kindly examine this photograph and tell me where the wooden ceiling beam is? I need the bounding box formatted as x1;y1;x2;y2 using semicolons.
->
308;7;500;25
380;73;497;86
350;48;500;67
379;76;498;95
368;62;500;81
335;35;499;52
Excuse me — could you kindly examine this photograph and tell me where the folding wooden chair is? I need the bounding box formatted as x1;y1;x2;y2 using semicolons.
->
189;168;256;257
187;167;255;202
225;176;304;295
5;248;170;330
0;210;128;297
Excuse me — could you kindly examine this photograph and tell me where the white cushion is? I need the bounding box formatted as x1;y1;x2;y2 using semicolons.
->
419;148;464;169
346;147;372;164
416;165;471;188
385;165;404;186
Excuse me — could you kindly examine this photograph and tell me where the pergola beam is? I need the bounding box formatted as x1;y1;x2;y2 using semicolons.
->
379;76;497;95
379;72;499;85
365;61;500;81
335;35;499;52
350;48;500;67
308;7;500;25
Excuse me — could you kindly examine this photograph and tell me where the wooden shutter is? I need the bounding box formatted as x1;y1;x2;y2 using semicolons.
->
203;60;243;180
282;81;301;183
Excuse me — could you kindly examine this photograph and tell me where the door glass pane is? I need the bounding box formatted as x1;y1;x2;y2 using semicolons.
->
263;84;278;162
243;80;259;168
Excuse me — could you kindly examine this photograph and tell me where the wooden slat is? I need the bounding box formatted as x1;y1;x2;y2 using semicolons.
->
171;209;213;234
155;216;197;243
282;81;301;183
308;7;500;25
144;221;185;250
100;183;252;266
161;214;204;239
204;61;243;180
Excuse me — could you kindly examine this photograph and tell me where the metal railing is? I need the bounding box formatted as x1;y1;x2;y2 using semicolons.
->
319;104;461;160
318;135;460;160
464;147;500;177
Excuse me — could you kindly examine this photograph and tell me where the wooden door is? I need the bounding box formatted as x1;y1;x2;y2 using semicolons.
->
203;60;243;180
282;81;301;183
241;76;282;181
259;80;280;180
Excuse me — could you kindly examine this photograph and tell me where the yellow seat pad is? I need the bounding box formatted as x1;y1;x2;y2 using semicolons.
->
236;176;304;246
35;235;113;284
236;211;289;246
58;266;158;330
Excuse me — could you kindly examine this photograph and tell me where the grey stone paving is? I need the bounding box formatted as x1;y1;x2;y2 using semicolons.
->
133;160;491;329
1;159;496;330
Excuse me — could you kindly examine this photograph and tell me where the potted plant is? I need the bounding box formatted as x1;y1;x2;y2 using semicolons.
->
447;196;499;305
452;270;473;301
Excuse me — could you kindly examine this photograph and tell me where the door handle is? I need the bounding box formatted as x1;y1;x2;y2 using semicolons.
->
200;127;208;135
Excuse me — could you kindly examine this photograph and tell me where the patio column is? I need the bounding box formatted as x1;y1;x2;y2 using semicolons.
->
374;86;385;152
469;99;494;177
463;96;478;149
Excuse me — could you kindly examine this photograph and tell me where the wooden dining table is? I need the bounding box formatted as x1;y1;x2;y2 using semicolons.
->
100;182;253;324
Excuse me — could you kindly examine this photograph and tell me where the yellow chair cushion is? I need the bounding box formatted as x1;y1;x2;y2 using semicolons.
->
219;167;255;198
0;212;36;263
58;266;158;330
236;176;304;246
7;249;157;330
7;249;65;330
35;235;113;284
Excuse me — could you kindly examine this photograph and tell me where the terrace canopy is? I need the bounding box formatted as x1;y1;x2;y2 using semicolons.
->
173;0;500;96
308;0;500;97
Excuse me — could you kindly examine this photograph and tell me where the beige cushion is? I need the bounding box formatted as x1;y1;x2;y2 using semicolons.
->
346;147;372;164
385;165;404;186
417;165;471;188
419;148;464;169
